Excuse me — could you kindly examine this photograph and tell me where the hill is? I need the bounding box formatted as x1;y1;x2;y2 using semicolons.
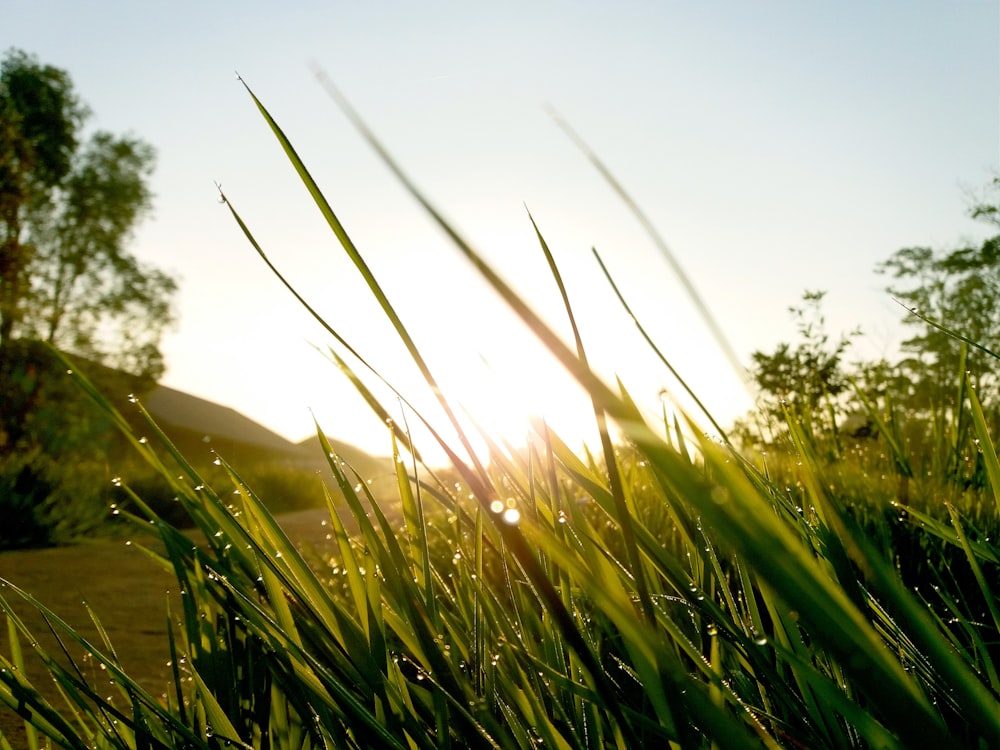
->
137;383;398;498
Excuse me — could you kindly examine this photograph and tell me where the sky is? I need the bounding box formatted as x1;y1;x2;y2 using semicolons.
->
3;2;998;462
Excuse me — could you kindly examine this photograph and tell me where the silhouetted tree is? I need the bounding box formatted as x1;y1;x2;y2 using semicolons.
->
877;184;1000;420
749;290;858;437
0;48;176;453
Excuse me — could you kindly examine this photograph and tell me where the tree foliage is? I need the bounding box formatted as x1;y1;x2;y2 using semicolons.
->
747;178;1000;487
748;290;858;434
0;50;176;377
877;195;1000;417
0;48;176;453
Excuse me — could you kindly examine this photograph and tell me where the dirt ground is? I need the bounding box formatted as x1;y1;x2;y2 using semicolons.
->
0;507;347;746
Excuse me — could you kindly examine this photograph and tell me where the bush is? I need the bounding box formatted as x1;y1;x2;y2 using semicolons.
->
0;450;115;548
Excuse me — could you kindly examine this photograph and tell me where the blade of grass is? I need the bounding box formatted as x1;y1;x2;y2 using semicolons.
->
967;374;1000;516
5;615;43;750
591;246;732;446
235;79;490;486
527;211;654;626
544;106;745;381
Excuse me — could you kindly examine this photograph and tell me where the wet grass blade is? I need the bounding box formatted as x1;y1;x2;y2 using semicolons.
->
968;375;1000;516
527;211;654;626
237;79;489;483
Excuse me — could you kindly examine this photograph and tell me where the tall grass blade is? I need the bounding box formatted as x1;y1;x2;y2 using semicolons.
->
968;374;1000;516
544;106;745;380
527;211;654;625
592;247;731;444
894;298;1000;361
236;79;489;482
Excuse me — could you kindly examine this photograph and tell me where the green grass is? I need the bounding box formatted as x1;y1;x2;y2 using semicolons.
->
1;79;999;749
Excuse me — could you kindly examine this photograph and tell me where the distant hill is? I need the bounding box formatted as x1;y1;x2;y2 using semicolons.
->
1;343;400;536
142;384;300;460
294;434;395;483
138;384;397;494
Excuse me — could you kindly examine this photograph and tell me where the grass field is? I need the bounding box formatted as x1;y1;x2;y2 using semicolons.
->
1;80;998;749
0;507;371;747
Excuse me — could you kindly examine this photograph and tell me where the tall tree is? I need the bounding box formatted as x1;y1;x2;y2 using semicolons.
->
0;49;84;357
877;188;1000;417
0;49;176;450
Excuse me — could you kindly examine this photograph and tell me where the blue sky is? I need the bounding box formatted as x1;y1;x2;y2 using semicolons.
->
3;2;998;459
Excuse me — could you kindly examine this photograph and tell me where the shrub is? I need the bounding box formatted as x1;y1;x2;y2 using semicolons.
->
0;450;115;548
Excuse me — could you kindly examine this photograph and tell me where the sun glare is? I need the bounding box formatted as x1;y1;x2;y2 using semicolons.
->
440;348;593;460
422;315;754;467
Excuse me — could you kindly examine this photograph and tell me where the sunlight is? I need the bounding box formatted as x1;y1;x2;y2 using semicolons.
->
417;306;756;467
440;346;595;461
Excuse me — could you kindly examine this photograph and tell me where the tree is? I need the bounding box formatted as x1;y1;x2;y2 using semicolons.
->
748;290;858;436
0;49;176;451
877;189;1000;418
968;174;1000;229
0;49;84;356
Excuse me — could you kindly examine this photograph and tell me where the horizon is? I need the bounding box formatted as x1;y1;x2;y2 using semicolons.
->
3;2;997;462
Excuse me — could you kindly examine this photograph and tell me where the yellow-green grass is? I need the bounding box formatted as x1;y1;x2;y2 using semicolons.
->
1;78;998;749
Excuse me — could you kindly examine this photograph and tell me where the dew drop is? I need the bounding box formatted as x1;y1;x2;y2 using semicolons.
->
502;508;521;525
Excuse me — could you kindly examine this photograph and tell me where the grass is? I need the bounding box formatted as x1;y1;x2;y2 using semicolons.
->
1;78;999;749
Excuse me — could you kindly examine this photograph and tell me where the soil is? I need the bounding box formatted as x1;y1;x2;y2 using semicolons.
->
0;507;357;747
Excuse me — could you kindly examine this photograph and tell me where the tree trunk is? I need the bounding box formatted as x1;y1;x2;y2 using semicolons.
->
0;221;27;454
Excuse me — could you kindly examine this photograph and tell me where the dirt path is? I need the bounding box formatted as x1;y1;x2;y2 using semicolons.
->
0;506;366;744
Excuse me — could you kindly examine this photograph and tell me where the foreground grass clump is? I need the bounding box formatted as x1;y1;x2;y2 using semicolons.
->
2;80;1000;749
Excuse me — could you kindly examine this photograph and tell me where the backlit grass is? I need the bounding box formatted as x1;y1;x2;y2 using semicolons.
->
1;79;999;750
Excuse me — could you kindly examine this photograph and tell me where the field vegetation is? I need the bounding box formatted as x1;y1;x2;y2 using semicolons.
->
1;79;999;749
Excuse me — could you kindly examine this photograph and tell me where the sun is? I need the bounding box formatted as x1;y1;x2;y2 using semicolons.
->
436;344;596;460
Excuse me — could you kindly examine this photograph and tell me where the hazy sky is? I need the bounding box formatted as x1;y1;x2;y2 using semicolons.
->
3;2;998;460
